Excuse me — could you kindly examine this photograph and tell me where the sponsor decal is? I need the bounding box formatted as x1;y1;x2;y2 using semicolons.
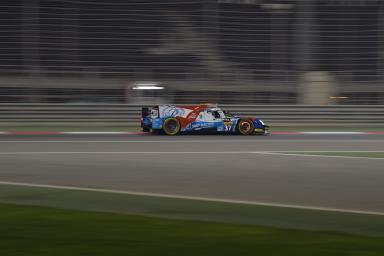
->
191;123;200;129
223;120;232;132
191;122;216;130
160;106;189;118
188;112;198;120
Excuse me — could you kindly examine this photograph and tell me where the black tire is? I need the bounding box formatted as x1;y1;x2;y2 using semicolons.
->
237;119;254;135
142;127;150;132
163;117;181;136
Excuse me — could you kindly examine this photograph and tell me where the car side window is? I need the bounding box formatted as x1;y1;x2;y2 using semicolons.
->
204;110;216;121
212;111;221;119
196;110;222;121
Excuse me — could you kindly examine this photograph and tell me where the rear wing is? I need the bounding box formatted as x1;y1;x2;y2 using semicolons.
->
141;107;150;119
141;106;159;119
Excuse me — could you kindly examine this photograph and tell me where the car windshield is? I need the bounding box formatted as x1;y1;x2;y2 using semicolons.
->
212;111;221;119
223;110;233;117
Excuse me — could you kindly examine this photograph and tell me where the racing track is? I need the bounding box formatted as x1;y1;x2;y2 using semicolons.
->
0;133;384;213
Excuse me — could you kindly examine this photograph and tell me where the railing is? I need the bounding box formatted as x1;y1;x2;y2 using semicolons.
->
0;104;383;127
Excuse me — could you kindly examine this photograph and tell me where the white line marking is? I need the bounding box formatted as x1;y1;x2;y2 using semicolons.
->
256;152;384;160
64;132;135;135
0;180;383;216
302;131;366;135
267;150;384;153
0;151;383;158
0;151;266;155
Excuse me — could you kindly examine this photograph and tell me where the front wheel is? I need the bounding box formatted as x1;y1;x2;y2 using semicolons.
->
237;119;254;135
163;118;181;135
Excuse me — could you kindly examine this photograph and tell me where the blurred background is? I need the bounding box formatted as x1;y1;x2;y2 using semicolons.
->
2;2;384;253
0;0;383;105
1;0;384;129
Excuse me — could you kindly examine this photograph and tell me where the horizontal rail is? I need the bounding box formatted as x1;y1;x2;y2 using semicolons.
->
0;104;383;127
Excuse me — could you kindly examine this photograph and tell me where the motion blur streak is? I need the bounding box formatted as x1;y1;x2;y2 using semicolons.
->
1;180;384;216
0;134;383;214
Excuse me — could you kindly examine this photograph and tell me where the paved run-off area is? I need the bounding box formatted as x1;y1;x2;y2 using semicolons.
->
0;133;384;236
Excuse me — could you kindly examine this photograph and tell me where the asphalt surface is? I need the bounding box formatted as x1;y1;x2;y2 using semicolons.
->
0;134;384;213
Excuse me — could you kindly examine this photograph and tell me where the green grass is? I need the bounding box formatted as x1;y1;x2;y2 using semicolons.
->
282;152;384;159
1;184;384;237
1;203;384;256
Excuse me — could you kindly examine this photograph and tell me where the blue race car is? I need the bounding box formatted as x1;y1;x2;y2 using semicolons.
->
141;104;269;136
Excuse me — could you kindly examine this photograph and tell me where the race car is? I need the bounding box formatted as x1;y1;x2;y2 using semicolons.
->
141;104;269;135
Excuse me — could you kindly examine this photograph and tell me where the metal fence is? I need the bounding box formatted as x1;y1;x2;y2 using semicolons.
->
0;0;384;104
0;104;383;127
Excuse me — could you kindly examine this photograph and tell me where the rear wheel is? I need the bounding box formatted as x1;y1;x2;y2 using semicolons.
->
237;119;254;135
142;127;150;132
163;118;181;135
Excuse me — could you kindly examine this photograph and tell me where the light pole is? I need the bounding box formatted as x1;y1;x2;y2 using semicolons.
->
379;4;384;86
22;0;40;76
22;0;41;102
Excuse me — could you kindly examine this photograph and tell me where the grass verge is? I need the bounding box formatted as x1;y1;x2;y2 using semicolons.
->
1;184;384;237
1;203;384;256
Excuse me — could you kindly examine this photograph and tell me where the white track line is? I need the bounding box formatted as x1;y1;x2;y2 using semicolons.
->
0;151;383;160
301;131;366;135
0;151;268;155
64;132;135;135
0;180;383;216
0;151;384;161
255;152;384;160
266;150;384;152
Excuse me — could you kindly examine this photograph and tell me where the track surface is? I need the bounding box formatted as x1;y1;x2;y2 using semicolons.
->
0;134;384;213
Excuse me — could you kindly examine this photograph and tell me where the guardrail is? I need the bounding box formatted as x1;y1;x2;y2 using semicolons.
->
0;104;383;127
